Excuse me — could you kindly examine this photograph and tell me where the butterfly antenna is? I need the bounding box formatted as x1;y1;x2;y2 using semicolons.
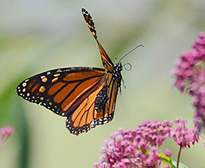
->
114;57;118;64
119;44;144;62
123;63;132;71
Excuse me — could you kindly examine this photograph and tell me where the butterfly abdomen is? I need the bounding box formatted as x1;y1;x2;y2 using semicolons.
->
95;86;108;112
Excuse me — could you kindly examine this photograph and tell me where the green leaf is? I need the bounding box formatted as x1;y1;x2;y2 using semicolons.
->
159;154;175;168
172;161;189;168
138;145;150;155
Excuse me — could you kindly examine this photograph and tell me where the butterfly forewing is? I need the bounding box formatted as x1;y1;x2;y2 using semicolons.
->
16;67;105;116
82;8;114;68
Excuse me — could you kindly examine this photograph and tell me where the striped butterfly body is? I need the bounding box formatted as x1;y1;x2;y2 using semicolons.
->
16;8;123;135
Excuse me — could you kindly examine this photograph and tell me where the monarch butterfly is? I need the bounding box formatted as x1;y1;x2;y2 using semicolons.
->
16;8;139;135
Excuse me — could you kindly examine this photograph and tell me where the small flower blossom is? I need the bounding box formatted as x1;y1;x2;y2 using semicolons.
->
163;166;171;168
0;125;14;149
164;148;172;157
0;126;14;137
172;32;205;132
170;119;199;148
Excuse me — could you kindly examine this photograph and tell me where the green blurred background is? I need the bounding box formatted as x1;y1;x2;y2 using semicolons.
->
1;1;205;168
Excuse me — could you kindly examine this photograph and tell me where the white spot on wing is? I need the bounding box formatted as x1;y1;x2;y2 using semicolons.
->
22;82;27;87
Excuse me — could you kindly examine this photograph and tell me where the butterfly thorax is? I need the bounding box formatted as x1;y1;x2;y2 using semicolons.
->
113;62;123;87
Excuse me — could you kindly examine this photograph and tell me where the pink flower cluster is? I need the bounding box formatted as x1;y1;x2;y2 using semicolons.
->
170;119;199;148
172;33;205;132
0;125;14;149
93;119;199;168
94;120;172;168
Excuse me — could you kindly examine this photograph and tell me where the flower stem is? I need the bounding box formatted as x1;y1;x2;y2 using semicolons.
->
177;145;182;168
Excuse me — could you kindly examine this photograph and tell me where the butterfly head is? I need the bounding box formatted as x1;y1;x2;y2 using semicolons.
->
115;62;123;71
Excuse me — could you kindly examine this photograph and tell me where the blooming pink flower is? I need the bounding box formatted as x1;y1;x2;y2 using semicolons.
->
93;120;173;168
0;125;14;149
163;166;171;168
172;32;205;132
93;119;200;167
164;148;172;157
170;119;199;148
0;126;14;138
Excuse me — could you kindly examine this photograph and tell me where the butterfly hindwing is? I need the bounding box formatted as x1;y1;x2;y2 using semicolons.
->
66;83;113;135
